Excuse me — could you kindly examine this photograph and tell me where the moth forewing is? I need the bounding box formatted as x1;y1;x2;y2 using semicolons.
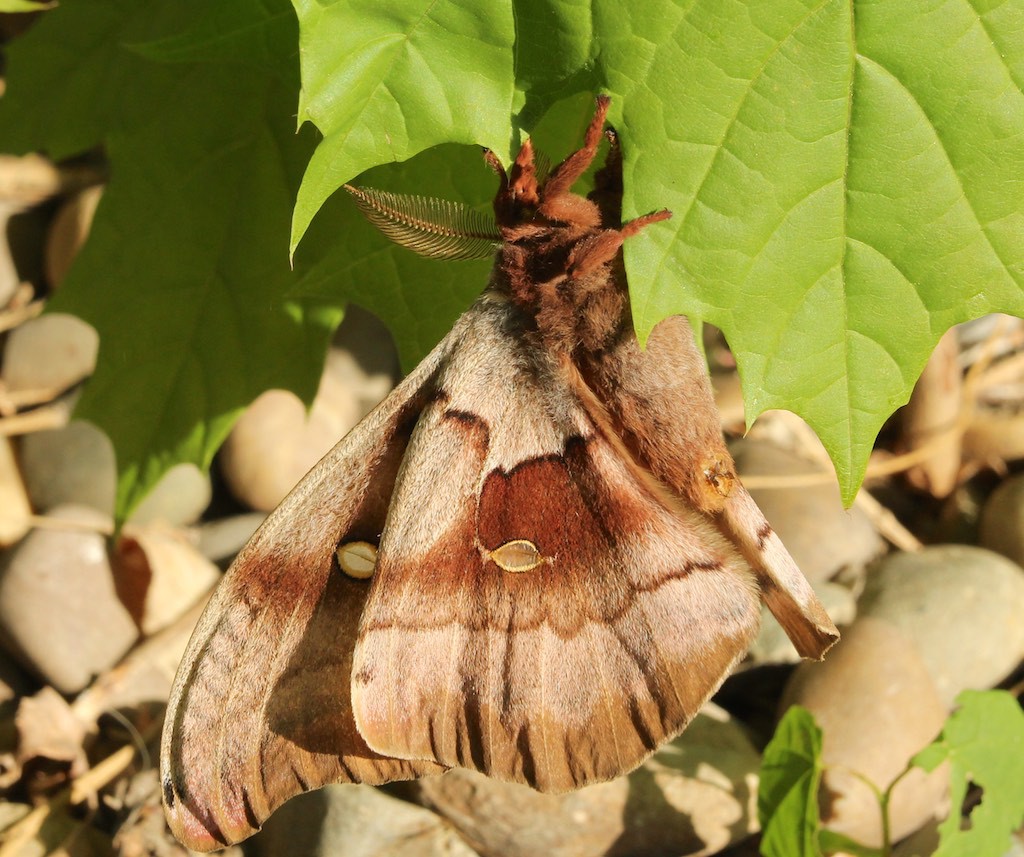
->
719;487;838;658
577;314;840;659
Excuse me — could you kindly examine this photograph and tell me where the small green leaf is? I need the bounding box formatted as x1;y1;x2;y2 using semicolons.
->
758;706;825;857
911;690;1024;857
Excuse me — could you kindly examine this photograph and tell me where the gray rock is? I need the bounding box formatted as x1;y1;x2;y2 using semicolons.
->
0;505;138;693
249;784;479;857
418;704;761;857
979;473;1024;568
781;617;948;848
193;511;265;564
19;419;116;516
20;423;209;526
128;462;211;528
859;545;1024;706
732;439;883;582
1;312;97;393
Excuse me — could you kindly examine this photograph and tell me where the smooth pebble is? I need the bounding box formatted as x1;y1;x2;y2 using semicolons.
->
859;545;1024;706
128;462;211;527
19;419;116;515
780;617;948;847
979;473;1024;568
0;505;137;693
250;783;479;857
221;347;394;512
1;313;97;393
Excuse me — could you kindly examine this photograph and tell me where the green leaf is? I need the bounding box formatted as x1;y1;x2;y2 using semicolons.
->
125;0;297;78
289;0;517;252
3;0;1024;518
911;690;1024;857
595;0;1024;504
0;0;343;519
0;0;166;158
758;706;825;857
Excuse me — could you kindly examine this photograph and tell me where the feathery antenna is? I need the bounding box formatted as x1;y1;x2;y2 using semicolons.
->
344;185;501;261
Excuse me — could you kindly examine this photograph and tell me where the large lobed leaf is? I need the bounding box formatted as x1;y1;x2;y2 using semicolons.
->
0;0;1021;514
294;0;1024;503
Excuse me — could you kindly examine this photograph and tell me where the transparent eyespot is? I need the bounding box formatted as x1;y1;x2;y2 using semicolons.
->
336;541;378;580
489;539;544;573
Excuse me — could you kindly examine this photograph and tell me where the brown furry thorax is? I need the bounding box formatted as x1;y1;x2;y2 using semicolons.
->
486;96;671;356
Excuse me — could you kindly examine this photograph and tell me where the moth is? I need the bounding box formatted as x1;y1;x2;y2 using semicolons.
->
161;96;838;851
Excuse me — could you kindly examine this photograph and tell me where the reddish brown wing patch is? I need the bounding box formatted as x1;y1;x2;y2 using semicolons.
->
350;298;761;792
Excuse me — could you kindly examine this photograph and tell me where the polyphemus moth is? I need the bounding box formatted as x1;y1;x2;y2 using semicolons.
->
161;96;839;851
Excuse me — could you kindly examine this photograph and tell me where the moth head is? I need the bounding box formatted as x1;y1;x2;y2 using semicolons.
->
345;95;628;262
489;97;614;235
343;94;670;301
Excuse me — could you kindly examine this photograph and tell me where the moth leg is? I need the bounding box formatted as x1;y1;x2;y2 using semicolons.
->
509;139;540;206
541;95;610;202
534;99;610;226
588;128;623;226
567;210;672;280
